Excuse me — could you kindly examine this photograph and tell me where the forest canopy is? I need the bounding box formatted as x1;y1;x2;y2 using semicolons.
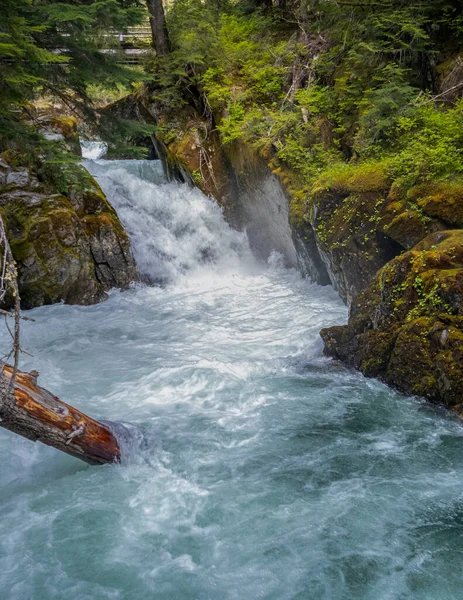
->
2;0;463;191
144;0;463;190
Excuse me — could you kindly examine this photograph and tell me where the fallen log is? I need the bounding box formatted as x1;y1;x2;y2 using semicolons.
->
0;366;121;465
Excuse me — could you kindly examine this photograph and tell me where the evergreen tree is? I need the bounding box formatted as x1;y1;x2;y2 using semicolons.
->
0;0;145;156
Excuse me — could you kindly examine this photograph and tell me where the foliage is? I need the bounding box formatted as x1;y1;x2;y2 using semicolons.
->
388;100;463;189
5;0;463;197
164;0;463;192
0;0;145;186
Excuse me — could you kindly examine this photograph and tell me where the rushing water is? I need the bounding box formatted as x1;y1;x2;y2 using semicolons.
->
1;151;463;600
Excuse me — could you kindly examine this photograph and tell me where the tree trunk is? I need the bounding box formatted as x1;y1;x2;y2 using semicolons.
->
256;0;273;11
0;366;121;465
146;0;170;56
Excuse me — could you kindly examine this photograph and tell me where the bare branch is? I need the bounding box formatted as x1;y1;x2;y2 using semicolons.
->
0;215;22;400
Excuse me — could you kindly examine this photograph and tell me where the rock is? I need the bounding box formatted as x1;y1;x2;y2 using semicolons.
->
164;118;241;225
320;230;463;410
222;141;300;268
292;219;331;285
37;115;82;157
6;169;30;188
304;165;463;304
41;132;65;142
0;172;136;309
407;182;463;228
307;163;402;303
0;160;10;187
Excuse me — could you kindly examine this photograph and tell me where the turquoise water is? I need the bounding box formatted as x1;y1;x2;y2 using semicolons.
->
1;158;463;599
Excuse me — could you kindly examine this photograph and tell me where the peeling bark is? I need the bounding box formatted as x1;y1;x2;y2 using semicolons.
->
0;366;121;465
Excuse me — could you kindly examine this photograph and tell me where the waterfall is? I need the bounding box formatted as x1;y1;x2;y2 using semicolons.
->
84;154;254;285
80;140;108;160
0;153;462;600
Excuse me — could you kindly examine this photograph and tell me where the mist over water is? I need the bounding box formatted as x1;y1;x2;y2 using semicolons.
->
1;151;463;599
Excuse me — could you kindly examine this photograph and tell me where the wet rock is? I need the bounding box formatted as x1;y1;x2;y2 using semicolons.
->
0;170;136;309
307;164;401;304
0;160;11;187
292;220;331;285
321;230;463;410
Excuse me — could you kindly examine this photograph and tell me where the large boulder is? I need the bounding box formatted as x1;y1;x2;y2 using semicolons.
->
37;114;82;157
0;168;136;309
305;165;461;304
320;230;463;411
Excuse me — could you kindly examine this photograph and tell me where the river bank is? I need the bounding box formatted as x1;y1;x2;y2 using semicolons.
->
2;155;463;599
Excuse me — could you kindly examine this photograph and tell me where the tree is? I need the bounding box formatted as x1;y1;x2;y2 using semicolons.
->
146;0;170;55
256;0;272;10
0;0;145;156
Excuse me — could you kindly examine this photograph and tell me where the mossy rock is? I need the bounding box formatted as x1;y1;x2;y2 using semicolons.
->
312;162;391;195
407;182;463;228
381;203;438;250
37;114;82;157
0;171;136;309
307;163;400;303
305;161;463;303
321;230;463;408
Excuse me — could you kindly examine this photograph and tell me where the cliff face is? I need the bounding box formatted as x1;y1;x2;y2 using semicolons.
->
144;102;463;408
99;89;463;409
321;230;463;411
0;163;136;309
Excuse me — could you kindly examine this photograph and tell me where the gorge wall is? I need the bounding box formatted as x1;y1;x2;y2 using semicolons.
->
0;120;136;310
2;91;462;412
129;92;463;411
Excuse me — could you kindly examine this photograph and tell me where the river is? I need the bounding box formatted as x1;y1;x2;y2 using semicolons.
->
1;151;463;599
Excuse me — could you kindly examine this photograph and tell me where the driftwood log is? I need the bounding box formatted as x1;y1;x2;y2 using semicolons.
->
0;366;121;465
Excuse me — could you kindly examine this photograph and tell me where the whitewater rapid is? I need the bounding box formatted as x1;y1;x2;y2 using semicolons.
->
1;151;463;599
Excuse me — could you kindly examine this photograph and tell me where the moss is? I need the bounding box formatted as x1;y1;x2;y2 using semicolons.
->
82;185;107;215
382;203;437;250
312;161;391;195
51;116;78;138
360;330;397;376
82;213;120;236
407;182;463;227
289;192;309;228
322;229;463;407
387;316;463;401
169;132;201;174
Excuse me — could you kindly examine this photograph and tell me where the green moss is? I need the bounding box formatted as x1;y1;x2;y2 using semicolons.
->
323;229;463;406
51;116;78;138
407;181;463;227
312;161;391;195
289;192;309;228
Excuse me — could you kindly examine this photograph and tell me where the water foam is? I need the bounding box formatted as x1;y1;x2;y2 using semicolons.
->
1;157;463;600
84;158;254;284
81;140;108;160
